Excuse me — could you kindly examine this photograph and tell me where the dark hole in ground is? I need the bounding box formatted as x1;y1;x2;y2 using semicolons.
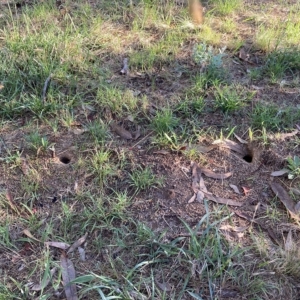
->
59;156;71;164
243;147;253;163
243;154;253;163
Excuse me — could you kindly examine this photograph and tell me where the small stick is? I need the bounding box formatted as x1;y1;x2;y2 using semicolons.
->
131;131;153;148
42;74;52;103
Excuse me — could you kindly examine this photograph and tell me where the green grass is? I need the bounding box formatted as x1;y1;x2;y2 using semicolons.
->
129;166;164;193
251;104;300;131
213;85;248;113
1;0;300;299
211;0;242;15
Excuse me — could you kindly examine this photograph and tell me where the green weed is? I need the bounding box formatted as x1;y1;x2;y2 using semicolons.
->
214;85;246;112
129;166;164;193
151;108;179;135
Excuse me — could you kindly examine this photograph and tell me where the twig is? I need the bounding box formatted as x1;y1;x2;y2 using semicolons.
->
42;74;52;103
131;131;153;148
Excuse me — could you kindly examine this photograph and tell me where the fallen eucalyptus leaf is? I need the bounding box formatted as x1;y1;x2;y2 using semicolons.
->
188;193;196;203
278;130;298;141
196;190;205;203
45;241;70;250
212;139;245;155
72;128;87;135
78;247;86;261
270;182;300;221
290;187;300;195
155;279;172;292
23;229;41;242
271;169;289;177
67;233;88;254
111;123;132;139
284;230;294;252
234;133;247;144
203;192;242;207
229;184;240;194
201;168;232;179
199;173;208;193
61;252;78;300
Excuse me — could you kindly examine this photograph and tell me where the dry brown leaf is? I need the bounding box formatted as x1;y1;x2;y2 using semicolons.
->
60;252;78;300
203;192;242;206
234;133;247;144
23;229;41;242
78;247;86;261
201;168;232;179
71;128;87;135
278;130;298;141
31;267;57;291
290;188;300;196
271;169;289;177
212;139;245;155
67;233;88;254
188;193;196;203
155;279;172;292
270;182;300;221
111;123;132;139
219;224;248;232
196;190;205;203
45;241;70;250
229;184;240;194
285;230;294;252
199;174;208;193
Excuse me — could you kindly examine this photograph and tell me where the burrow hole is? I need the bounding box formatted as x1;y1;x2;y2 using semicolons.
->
59;156;71;164
242;147;253;163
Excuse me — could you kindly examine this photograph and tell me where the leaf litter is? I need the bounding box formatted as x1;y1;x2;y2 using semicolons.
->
229;184;240;194
60;251;78;300
189;162;240;206
271;169;289;177
270;182;300;221
45;241;71;250
212;138;246;155
110;122;132;139
67;232;88;254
